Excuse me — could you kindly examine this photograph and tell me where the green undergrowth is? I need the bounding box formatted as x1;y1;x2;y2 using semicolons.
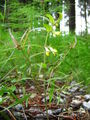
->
0;27;90;108
0;30;90;86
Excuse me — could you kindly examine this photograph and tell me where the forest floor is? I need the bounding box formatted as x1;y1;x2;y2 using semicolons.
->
0;80;90;120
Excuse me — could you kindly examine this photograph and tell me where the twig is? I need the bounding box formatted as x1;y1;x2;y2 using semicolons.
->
7;109;16;120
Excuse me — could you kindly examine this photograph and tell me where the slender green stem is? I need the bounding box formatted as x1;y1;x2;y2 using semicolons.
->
44;32;49;120
44;80;49;120
44;32;49;64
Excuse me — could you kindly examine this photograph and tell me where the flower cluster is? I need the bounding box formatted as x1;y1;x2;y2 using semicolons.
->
45;46;57;56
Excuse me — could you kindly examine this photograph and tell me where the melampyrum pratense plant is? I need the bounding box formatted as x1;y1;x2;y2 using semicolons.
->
0;12;77;111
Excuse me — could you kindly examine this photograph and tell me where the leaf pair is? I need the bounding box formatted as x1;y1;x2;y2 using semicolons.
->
44;13;62;36
46;13;62;26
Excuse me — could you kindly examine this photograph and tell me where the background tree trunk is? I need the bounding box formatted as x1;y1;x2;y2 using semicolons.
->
84;0;88;34
69;0;75;32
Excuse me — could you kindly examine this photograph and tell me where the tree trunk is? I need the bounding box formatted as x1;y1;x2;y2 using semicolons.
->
69;0;75;32
84;0;88;34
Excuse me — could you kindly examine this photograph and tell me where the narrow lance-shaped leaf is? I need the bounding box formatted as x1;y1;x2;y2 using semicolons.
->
44;24;52;32
46;14;55;24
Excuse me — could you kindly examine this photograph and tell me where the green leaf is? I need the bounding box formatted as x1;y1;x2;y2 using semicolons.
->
44;24;52;32
9;85;16;92
49;80;55;103
42;63;47;69
58;12;63;20
0;86;8;96
46;14;55;24
20;64;26;69
49;87;54;103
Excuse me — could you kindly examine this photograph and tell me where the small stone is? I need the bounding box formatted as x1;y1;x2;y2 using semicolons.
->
35;114;45;120
69;86;79;93
84;94;90;101
71;100;82;110
30;86;35;90
82;101;90;112
20;94;23;98
14;104;23;110
29;106;41;113
42;96;49;103
44;110;52;115
71;100;82;104
79;107;86;113
79;88;86;94
75;95;82;99
52;108;62;115
13;111;23;118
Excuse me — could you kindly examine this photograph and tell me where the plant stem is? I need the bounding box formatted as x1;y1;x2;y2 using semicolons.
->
43;32;49;120
44;32;49;64
44;80;49;120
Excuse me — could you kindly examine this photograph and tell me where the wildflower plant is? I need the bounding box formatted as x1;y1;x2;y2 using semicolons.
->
0;10;77;111
6;13;63;105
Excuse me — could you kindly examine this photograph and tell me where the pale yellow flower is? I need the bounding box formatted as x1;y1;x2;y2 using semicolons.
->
53;31;60;37
49;46;57;56
45;47;50;56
